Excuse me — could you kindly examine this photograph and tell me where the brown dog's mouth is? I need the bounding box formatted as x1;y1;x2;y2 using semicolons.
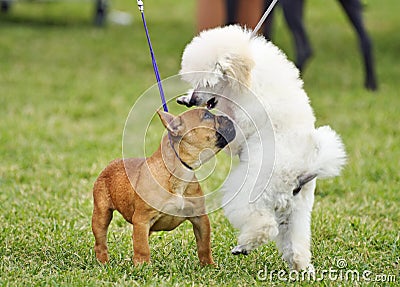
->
206;97;218;109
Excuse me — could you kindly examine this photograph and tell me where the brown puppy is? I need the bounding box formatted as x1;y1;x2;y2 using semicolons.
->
91;108;235;266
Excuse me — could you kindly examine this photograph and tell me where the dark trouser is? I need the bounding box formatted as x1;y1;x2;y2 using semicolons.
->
228;0;377;90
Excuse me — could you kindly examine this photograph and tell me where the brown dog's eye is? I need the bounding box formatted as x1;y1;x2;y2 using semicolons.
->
203;110;214;120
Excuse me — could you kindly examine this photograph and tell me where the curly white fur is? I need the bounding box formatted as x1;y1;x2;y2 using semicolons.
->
178;25;346;271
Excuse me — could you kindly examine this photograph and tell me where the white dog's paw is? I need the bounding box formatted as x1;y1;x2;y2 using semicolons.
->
291;261;314;272
231;245;250;255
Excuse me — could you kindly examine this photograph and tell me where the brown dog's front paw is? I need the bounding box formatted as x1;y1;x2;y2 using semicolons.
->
199;256;216;267
95;252;109;264
200;260;216;267
133;256;150;266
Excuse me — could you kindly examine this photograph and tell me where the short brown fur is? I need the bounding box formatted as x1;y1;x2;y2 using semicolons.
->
91;108;235;266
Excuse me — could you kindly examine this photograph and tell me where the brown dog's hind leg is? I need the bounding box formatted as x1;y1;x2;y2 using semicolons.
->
92;180;114;263
132;213;151;265
189;215;215;266
92;206;113;263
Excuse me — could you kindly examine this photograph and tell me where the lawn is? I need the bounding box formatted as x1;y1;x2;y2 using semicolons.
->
0;0;399;286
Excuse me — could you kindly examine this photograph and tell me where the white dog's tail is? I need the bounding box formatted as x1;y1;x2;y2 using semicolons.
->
308;125;347;179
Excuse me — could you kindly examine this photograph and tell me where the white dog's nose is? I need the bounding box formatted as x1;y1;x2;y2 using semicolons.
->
176;90;194;107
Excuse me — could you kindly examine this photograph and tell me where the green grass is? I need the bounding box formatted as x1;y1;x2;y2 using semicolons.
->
0;0;399;286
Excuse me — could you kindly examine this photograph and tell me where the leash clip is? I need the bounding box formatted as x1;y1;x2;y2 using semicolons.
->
137;0;144;12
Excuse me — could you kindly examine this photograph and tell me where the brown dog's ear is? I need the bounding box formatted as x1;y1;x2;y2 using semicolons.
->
216;53;254;88
157;110;185;137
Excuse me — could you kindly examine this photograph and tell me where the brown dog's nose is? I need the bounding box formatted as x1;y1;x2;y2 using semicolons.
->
216;116;236;148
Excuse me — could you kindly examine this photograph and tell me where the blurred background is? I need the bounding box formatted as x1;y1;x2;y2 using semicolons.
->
0;0;398;285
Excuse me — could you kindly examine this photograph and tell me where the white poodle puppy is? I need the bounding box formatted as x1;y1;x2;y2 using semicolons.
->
177;25;346;271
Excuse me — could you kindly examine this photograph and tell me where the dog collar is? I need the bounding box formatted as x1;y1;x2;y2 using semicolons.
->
168;134;193;170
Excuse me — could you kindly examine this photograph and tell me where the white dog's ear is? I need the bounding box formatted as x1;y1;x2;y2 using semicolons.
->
157;110;185;137
216;53;254;88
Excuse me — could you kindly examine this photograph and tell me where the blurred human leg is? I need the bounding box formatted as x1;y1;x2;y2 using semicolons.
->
197;0;226;33
281;0;313;71
236;0;264;30
337;0;377;90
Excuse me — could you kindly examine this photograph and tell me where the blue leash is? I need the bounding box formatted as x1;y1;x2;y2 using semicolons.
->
136;0;279;110
136;0;168;112
136;0;194;169
135;0;278;170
